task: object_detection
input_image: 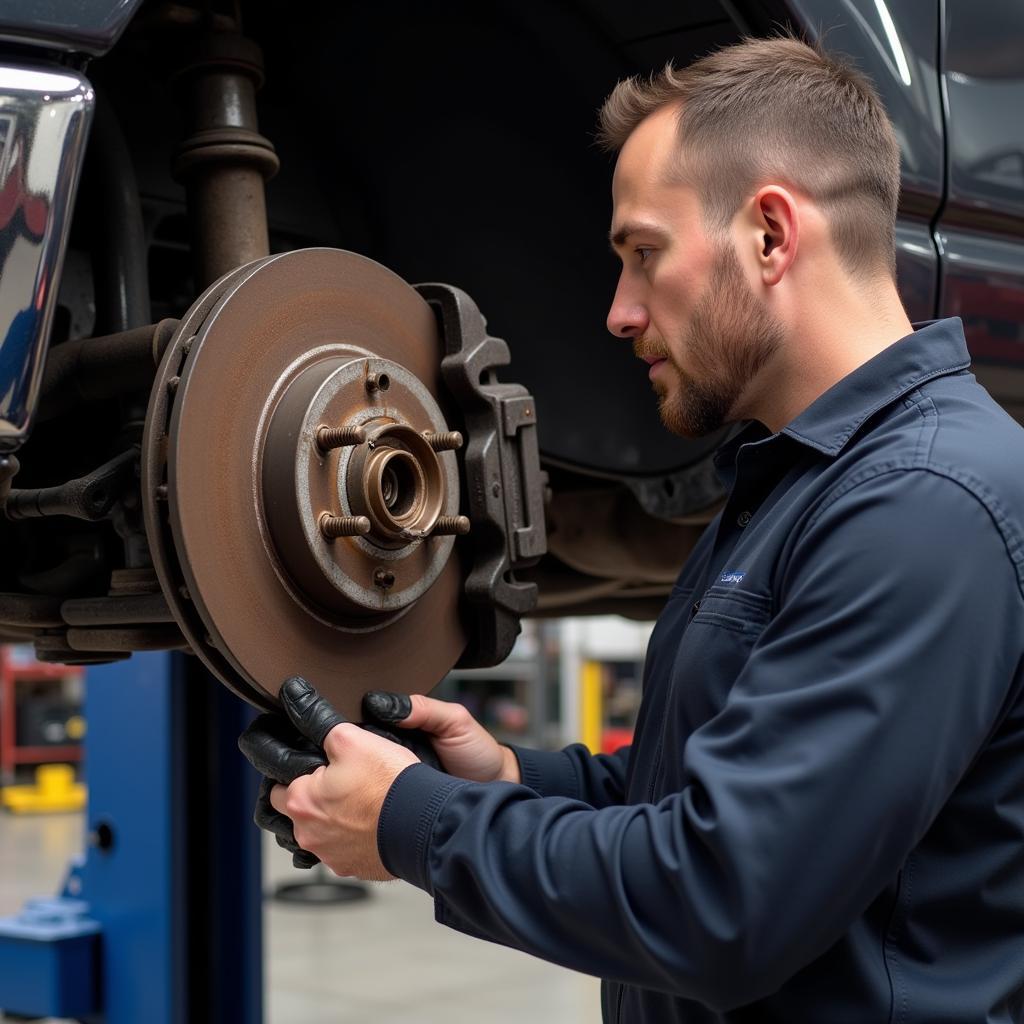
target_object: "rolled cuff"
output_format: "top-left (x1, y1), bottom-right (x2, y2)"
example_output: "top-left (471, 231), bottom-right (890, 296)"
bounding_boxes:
top-left (377, 762), bottom-right (467, 892)
top-left (507, 745), bottom-right (580, 801)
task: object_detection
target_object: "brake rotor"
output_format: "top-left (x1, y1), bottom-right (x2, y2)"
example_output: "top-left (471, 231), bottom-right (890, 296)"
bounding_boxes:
top-left (142, 248), bottom-right (469, 717)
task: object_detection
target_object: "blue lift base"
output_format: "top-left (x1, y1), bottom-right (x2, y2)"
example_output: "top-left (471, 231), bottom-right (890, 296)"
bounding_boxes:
top-left (0, 652), bottom-right (263, 1024)
top-left (0, 897), bottom-right (101, 1018)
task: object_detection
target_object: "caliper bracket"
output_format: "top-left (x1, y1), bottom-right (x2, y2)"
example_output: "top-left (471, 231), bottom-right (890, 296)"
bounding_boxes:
top-left (416, 283), bottom-right (547, 667)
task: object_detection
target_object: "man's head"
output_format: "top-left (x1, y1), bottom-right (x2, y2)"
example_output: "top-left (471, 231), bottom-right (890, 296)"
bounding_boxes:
top-left (602, 36), bottom-right (901, 437)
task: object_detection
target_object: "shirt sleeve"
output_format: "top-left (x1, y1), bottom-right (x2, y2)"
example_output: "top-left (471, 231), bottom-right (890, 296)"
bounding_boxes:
top-left (377, 468), bottom-right (1024, 1011)
top-left (508, 743), bottom-right (632, 807)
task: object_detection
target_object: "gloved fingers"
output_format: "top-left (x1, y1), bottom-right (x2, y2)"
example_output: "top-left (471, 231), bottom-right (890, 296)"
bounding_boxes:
top-left (279, 675), bottom-right (347, 749)
top-left (238, 712), bottom-right (327, 784)
top-left (292, 848), bottom-right (320, 870)
top-left (360, 722), bottom-right (406, 744)
top-left (255, 778), bottom-right (320, 867)
top-left (362, 692), bottom-right (444, 769)
top-left (254, 777), bottom-right (301, 843)
top-left (405, 730), bottom-right (443, 771)
top-left (360, 720), bottom-right (443, 772)
top-left (362, 691), bottom-right (413, 725)
top-left (274, 833), bottom-right (321, 869)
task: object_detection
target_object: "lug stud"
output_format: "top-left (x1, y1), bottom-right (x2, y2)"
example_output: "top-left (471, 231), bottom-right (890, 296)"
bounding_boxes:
top-left (432, 515), bottom-right (471, 536)
top-left (319, 513), bottom-right (371, 540)
top-left (423, 430), bottom-right (463, 452)
top-left (316, 424), bottom-right (366, 451)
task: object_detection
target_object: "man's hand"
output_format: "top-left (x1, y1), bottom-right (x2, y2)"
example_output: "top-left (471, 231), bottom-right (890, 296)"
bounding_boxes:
top-left (270, 720), bottom-right (417, 880)
top-left (362, 691), bottom-right (521, 784)
top-left (239, 676), bottom-right (418, 877)
top-left (239, 693), bottom-right (332, 869)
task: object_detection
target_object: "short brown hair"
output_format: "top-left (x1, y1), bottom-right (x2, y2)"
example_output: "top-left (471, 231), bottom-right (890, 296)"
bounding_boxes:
top-left (598, 36), bottom-right (900, 278)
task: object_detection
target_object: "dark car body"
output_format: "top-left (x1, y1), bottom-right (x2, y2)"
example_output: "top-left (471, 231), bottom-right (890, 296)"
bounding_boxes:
top-left (0, 0), bottom-right (1022, 615)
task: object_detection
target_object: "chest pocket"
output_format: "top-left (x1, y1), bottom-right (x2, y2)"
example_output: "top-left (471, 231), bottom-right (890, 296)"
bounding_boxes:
top-left (665, 583), bottom-right (774, 747)
top-left (691, 584), bottom-right (773, 637)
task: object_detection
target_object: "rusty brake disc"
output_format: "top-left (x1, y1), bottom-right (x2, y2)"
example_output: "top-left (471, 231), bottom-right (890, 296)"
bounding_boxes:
top-left (142, 248), bottom-right (469, 717)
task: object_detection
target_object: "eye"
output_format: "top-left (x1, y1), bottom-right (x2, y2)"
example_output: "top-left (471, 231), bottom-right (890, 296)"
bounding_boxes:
top-left (635, 247), bottom-right (653, 265)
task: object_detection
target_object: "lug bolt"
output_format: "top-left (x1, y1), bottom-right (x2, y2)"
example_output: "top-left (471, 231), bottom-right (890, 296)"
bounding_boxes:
top-left (432, 515), bottom-right (471, 536)
top-left (316, 424), bottom-right (366, 451)
top-left (365, 372), bottom-right (391, 394)
top-left (423, 430), bottom-right (463, 452)
top-left (319, 514), bottom-right (371, 540)
top-left (373, 567), bottom-right (396, 589)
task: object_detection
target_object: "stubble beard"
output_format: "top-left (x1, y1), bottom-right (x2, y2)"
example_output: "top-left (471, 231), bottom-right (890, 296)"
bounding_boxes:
top-left (648, 244), bottom-right (785, 439)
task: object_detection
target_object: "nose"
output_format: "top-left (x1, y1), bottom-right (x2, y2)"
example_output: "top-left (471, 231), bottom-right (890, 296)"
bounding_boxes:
top-left (606, 276), bottom-right (649, 338)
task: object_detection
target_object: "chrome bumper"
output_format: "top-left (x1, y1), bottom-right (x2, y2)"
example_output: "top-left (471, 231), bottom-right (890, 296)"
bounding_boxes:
top-left (0, 63), bottom-right (93, 452)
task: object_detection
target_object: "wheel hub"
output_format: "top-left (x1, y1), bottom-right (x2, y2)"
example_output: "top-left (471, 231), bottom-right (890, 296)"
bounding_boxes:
top-left (260, 352), bottom-right (460, 622)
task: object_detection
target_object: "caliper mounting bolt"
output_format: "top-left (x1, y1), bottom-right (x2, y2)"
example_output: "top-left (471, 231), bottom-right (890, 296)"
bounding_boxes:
top-left (316, 424), bottom-right (366, 451)
top-left (319, 514), bottom-right (371, 540)
top-left (432, 515), bottom-right (471, 536)
top-left (423, 430), bottom-right (463, 452)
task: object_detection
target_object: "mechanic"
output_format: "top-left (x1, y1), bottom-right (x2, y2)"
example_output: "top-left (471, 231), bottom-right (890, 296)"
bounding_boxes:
top-left (239, 35), bottom-right (1024, 1022)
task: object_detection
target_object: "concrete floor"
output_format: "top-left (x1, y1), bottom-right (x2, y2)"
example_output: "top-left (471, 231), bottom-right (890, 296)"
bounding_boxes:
top-left (0, 809), bottom-right (602, 1023)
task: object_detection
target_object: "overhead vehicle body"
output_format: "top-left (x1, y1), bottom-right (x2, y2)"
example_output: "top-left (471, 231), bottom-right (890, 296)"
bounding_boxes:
top-left (0, 0), bottom-right (1021, 713)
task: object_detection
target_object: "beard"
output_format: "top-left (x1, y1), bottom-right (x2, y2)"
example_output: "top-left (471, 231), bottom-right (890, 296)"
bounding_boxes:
top-left (635, 243), bottom-right (785, 438)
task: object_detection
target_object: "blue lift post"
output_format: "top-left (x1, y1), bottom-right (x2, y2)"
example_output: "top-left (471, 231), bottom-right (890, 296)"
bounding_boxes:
top-left (0, 651), bottom-right (264, 1023)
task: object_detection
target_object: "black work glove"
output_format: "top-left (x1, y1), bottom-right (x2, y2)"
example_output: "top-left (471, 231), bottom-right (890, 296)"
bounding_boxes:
top-left (239, 676), bottom-right (345, 869)
top-left (255, 776), bottom-right (320, 869)
top-left (238, 676), bottom-right (441, 869)
top-left (360, 692), bottom-right (443, 771)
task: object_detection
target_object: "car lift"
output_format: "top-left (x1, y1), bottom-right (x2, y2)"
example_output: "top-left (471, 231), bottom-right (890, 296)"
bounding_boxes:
top-left (0, 653), bottom-right (263, 1023)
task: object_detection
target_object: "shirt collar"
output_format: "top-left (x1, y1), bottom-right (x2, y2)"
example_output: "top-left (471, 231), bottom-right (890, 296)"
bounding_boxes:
top-left (779, 317), bottom-right (970, 457)
top-left (712, 315), bottom-right (966, 479)
top-left (711, 317), bottom-right (971, 479)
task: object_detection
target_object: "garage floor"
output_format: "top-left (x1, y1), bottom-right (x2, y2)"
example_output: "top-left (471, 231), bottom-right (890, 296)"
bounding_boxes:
top-left (0, 810), bottom-right (601, 1023)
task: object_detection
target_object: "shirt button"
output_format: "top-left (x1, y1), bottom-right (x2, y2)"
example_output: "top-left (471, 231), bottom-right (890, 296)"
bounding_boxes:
top-left (737, 510), bottom-right (752, 527)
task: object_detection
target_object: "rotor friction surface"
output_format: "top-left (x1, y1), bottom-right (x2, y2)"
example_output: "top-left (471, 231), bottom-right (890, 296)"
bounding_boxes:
top-left (164, 249), bottom-right (467, 717)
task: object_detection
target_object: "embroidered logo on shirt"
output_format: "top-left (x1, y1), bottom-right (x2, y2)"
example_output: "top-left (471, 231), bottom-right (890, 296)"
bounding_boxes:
top-left (719, 570), bottom-right (746, 584)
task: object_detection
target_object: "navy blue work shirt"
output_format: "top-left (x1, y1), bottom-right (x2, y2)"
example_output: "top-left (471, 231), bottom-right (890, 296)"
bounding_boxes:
top-left (378, 318), bottom-right (1024, 1023)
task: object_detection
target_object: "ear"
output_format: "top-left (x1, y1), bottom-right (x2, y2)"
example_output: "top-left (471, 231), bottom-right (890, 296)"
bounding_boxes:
top-left (749, 186), bottom-right (798, 287)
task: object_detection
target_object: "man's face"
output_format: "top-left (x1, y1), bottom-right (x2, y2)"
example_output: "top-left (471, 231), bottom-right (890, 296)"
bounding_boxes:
top-left (607, 106), bottom-right (784, 437)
